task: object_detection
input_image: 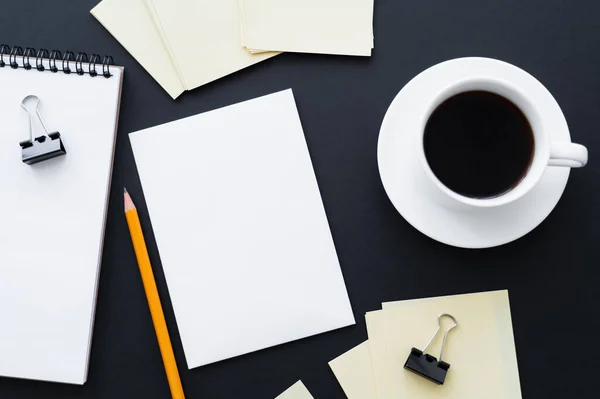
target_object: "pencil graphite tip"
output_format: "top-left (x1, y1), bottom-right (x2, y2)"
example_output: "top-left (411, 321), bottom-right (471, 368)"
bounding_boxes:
top-left (124, 189), bottom-right (135, 212)
top-left (124, 187), bottom-right (128, 194)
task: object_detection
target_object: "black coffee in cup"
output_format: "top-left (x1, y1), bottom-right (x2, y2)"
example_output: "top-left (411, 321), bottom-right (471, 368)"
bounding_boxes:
top-left (423, 91), bottom-right (535, 199)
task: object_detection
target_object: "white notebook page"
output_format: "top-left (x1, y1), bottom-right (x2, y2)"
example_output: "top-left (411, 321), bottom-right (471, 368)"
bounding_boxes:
top-left (0, 63), bottom-right (123, 384)
top-left (129, 89), bottom-right (355, 369)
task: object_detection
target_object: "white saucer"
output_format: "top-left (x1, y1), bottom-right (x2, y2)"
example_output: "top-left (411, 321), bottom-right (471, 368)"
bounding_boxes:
top-left (377, 58), bottom-right (571, 248)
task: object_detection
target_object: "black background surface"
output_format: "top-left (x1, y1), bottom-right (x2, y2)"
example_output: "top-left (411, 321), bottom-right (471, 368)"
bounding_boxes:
top-left (1, 0), bottom-right (599, 398)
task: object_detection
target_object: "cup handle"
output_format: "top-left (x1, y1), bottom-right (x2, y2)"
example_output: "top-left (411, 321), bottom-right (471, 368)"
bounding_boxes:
top-left (549, 142), bottom-right (588, 167)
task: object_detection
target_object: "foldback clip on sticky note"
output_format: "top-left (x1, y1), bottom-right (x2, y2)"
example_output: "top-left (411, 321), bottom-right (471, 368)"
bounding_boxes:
top-left (404, 313), bottom-right (458, 385)
top-left (19, 95), bottom-right (66, 165)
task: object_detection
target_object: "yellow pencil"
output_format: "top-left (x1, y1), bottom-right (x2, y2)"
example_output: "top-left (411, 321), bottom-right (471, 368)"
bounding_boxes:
top-left (124, 188), bottom-right (185, 399)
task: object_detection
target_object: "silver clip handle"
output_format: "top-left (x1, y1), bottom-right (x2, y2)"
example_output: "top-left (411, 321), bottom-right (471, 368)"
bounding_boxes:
top-left (421, 313), bottom-right (458, 362)
top-left (21, 95), bottom-right (49, 142)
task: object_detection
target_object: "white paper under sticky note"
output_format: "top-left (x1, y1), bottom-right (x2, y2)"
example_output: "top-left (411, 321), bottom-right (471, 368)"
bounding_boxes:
top-left (275, 381), bottom-right (314, 399)
top-left (329, 341), bottom-right (378, 399)
top-left (91, 0), bottom-right (184, 99)
top-left (241, 0), bottom-right (374, 56)
top-left (370, 291), bottom-right (522, 399)
top-left (129, 89), bottom-right (355, 369)
top-left (144, 0), bottom-right (279, 90)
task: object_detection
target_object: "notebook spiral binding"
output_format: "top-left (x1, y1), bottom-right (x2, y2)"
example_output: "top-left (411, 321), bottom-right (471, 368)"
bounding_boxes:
top-left (0, 44), bottom-right (113, 78)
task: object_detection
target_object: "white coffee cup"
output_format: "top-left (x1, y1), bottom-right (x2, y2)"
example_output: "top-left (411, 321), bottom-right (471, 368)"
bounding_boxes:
top-left (417, 76), bottom-right (588, 208)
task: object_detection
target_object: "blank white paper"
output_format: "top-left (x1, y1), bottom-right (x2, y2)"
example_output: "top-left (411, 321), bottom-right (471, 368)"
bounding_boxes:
top-left (129, 89), bottom-right (355, 369)
top-left (0, 63), bottom-right (123, 384)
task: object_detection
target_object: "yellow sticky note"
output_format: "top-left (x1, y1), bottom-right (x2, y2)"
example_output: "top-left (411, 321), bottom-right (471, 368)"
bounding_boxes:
top-left (329, 341), bottom-right (378, 399)
top-left (241, 0), bottom-right (374, 56)
top-left (366, 310), bottom-right (394, 399)
top-left (371, 290), bottom-right (522, 399)
top-left (144, 0), bottom-right (279, 91)
top-left (91, 0), bottom-right (185, 99)
top-left (275, 381), bottom-right (314, 399)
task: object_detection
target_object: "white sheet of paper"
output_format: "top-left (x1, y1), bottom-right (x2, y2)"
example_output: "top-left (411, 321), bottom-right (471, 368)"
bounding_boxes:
top-left (369, 290), bottom-right (522, 399)
top-left (0, 62), bottom-right (123, 384)
top-left (275, 381), bottom-right (314, 399)
top-left (241, 0), bottom-right (374, 56)
top-left (129, 89), bottom-right (355, 369)
top-left (329, 341), bottom-right (378, 399)
top-left (91, 0), bottom-right (184, 99)
top-left (144, 0), bottom-right (279, 90)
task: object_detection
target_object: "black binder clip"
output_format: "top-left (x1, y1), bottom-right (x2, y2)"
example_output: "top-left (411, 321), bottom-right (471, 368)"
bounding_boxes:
top-left (19, 95), bottom-right (66, 165)
top-left (404, 313), bottom-right (458, 385)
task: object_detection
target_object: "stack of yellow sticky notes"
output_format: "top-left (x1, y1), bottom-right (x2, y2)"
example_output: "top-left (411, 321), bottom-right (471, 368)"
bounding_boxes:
top-left (329, 291), bottom-right (523, 399)
top-left (239, 0), bottom-right (375, 56)
top-left (91, 0), bottom-right (279, 99)
top-left (91, 0), bottom-right (374, 99)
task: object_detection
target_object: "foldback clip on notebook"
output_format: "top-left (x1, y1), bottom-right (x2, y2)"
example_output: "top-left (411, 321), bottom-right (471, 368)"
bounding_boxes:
top-left (19, 95), bottom-right (66, 165)
top-left (404, 313), bottom-right (458, 385)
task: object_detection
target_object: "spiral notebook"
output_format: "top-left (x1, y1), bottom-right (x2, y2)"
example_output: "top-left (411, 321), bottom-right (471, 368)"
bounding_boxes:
top-left (0, 45), bottom-right (123, 385)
